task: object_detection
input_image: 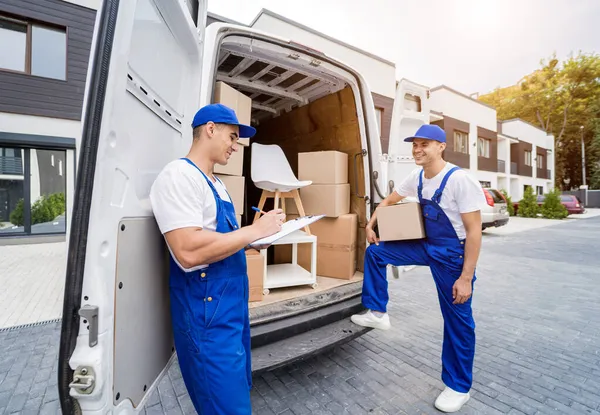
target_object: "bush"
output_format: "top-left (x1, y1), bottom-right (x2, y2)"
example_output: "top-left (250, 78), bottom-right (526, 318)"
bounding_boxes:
top-left (8, 192), bottom-right (65, 227)
top-left (500, 189), bottom-right (515, 216)
top-left (517, 186), bottom-right (540, 218)
top-left (9, 199), bottom-right (24, 226)
top-left (541, 188), bottom-right (569, 219)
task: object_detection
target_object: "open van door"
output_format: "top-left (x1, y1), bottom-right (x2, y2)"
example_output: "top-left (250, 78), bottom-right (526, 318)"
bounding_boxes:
top-left (58, 0), bottom-right (206, 413)
top-left (384, 78), bottom-right (431, 194)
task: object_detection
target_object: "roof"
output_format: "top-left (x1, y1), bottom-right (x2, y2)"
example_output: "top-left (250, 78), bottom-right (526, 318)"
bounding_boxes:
top-left (248, 9), bottom-right (395, 67)
top-left (430, 85), bottom-right (496, 110)
top-left (501, 118), bottom-right (551, 135)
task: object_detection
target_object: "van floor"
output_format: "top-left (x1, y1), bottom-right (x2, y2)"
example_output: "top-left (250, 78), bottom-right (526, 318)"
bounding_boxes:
top-left (248, 272), bottom-right (363, 308)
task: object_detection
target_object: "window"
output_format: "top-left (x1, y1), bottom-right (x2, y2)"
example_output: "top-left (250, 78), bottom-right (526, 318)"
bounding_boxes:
top-left (454, 131), bottom-right (469, 154)
top-left (0, 15), bottom-right (67, 80)
top-left (524, 150), bottom-right (532, 166)
top-left (477, 137), bottom-right (490, 158)
top-left (537, 154), bottom-right (544, 169)
top-left (479, 181), bottom-right (491, 188)
top-left (536, 186), bottom-right (544, 196)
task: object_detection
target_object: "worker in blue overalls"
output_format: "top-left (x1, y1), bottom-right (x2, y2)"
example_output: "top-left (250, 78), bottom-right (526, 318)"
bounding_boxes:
top-left (351, 124), bottom-right (485, 413)
top-left (150, 103), bottom-right (285, 414)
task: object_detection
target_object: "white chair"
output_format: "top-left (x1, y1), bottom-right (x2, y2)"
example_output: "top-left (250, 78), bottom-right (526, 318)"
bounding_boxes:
top-left (250, 143), bottom-right (313, 234)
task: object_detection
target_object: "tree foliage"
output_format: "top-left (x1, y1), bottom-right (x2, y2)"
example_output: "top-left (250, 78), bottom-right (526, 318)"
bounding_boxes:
top-left (517, 186), bottom-right (540, 218)
top-left (480, 52), bottom-right (600, 189)
top-left (500, 189), bottom-right (515, 216)
top-left (541, 188), bottom-right (569, 219)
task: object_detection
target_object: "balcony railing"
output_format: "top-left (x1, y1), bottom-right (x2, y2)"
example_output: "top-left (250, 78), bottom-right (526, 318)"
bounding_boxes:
top-left (0, 156), bottom-right (23, 176)
top-left (510, 162), bottom-right (518, 175)
top-left (497, 159), bottom-right (506, 173)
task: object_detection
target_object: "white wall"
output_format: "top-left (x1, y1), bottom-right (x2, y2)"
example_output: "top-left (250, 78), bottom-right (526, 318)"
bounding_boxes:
top-left (429, 87), bottom-right (497, 131)
top-left (251, 13), bottom-right (397, 98)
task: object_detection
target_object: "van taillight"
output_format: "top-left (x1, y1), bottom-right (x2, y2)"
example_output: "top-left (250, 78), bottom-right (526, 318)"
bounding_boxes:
top-left (484, 190), bottom-right (494, 207)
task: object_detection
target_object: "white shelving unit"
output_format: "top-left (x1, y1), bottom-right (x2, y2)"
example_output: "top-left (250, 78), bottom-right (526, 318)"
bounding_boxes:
top-left (260, 230), bottom-right (318, 295)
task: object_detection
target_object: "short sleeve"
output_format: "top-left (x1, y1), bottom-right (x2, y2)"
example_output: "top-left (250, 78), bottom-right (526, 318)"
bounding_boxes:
top-left (149, 165), bottom-right (206, 234)
top-left (453, 172), bottom-right (486, 214)
top-left (394, 168), bottom-right (420, 198)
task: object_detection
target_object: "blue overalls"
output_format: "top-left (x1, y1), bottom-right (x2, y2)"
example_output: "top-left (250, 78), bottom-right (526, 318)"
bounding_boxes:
top-left (168, 158), bottom-right (252, 414)
top-left (362, 166), bottom-right (476, 393)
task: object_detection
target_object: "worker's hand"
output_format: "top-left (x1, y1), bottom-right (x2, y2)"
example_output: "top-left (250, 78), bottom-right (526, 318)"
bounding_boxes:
top-left (366, 225), bottom-right (379, 246)
top-left (452, 276), bottom-right (472, 305)
top-left (252, 209), bottom-right (285, 238)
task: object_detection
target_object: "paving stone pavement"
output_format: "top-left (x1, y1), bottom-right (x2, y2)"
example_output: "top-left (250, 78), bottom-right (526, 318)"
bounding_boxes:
top-left (1, 217), bottom-right (600, 414)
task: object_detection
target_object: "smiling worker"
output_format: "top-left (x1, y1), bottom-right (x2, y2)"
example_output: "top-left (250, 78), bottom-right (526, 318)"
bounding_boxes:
top-left (149, 103), bottom-right (285, 414)
top-left (351, 124), bottom-right (485, 413)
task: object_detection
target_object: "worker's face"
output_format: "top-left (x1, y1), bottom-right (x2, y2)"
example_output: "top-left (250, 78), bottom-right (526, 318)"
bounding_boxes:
top-left (207, 123), bottom-right (240, 165)
top-left (412, 138), bottom-right (445, 166)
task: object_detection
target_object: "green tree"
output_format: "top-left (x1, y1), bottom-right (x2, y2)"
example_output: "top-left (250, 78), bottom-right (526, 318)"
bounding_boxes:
top-left (500, 189), bottom-right (515, 216)
top-left (480, 52), bottom-right (600, 189)
top-left (517, 186), bottom-right (540, 218)
top-left (541, 188), bottom-right (569, 219)
top-left (9, 199), bottom-right (24, 226)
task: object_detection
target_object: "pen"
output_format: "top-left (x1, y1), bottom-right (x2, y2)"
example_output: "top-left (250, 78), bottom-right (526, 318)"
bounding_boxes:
top-left (251, 206), bottom-right (268, 216)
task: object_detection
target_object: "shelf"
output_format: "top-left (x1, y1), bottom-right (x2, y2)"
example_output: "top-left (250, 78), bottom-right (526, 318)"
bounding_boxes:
top-left (264, 264), bottom-right (317, 290)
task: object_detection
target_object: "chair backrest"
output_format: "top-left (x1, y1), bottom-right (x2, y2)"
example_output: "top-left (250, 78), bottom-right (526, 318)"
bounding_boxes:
top-left (251, 143), bottom-right (299, 184)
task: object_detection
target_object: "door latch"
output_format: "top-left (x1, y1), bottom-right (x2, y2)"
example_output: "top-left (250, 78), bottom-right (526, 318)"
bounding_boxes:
top-left (69, 366), bottom-right (96, 394)
top-left (79, 305), bottom-right (98, 347)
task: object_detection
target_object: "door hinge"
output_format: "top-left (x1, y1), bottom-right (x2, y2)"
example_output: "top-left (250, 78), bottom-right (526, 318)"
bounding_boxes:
top-left (79, 305), bottom-right (99, 347)
top-left (69, 366), bottom-right (96, 395)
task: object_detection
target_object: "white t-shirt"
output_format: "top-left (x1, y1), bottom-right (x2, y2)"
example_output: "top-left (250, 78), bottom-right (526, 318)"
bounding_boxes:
top-left (394, 162), bottom-right (486, 239)
top-left (149, 159), bottom-right (232, 270)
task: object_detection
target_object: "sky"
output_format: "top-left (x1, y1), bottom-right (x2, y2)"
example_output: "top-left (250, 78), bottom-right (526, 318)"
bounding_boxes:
top-left (206, 0), bottom-right (600, 96)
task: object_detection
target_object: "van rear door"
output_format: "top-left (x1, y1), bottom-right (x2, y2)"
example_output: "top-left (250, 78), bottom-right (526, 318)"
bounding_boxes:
top-left (57, 0), bottom-right (205, 413)
top-left (385, 79), bottom-right (431, 192)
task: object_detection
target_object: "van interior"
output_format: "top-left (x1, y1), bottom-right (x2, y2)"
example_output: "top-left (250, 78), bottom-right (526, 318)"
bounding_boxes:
top-left (210, 35), bottom-right (370, 310)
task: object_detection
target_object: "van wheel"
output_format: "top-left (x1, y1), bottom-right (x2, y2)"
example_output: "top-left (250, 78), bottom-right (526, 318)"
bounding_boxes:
top-left (311, 283), bottom-right (318, 289)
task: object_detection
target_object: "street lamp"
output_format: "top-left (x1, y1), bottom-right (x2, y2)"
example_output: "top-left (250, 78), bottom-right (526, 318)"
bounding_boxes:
top-left (580, 126), bottom-right (586, 187)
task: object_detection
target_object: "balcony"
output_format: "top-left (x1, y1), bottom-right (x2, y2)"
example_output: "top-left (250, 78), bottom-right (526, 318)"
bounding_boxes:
top-left (510, 162), bottom-right (517, 175)
top-left (0, 156), bottom-right (23, 176)
top-left (497, 159), bottom-right (506, 173)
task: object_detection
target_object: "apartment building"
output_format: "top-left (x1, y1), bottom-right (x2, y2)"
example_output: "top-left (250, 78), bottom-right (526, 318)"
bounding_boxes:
top-left (207, 9), bottom-right (398, 152)
top-left (0, 0), bottom-right (97, 241)
top-left (428, 85), bottom-right (555, 200)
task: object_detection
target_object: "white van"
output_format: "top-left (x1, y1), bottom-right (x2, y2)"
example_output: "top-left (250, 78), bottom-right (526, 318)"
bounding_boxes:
top-left (57, 0), bottom-right (429, 412)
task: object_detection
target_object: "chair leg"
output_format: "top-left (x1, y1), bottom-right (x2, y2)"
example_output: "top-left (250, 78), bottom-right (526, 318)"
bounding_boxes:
top-left (292, 189), bottom-right (311, 235)
top-left (254, 190), bottom-right (268, 223)
top-left (274, 191), bottom-right (280, 212)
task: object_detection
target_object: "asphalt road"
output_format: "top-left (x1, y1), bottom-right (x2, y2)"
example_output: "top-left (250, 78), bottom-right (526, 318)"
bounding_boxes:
top-left (1, 216), bottom-right (599, 414)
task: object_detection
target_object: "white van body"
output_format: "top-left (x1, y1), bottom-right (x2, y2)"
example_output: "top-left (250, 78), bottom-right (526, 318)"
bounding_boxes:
top-left (57, 1), bottom-right (430, 413)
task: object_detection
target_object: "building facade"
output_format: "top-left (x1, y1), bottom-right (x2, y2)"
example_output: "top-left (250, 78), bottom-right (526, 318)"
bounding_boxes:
top-left (207, 9), bottom-right (398, 152)
top-left (428, 85), bottom-right (555, 200)
top-left (0, 0), bottom-right (96, 241)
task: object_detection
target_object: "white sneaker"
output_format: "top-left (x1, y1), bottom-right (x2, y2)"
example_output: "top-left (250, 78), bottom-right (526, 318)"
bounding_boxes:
top-left (350, 310), bottom-right (391, 330)
top-left (434, 387), bottom-right (470, 413)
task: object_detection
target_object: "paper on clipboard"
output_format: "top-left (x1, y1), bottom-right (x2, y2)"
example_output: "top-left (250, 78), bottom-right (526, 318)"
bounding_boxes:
top-left (249, 215), bottom-right (325, 247)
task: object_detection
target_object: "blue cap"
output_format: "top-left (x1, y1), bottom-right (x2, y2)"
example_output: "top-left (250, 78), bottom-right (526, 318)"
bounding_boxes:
top-left (191, 103), bottom-right (256, 138)
top-left (403, 124), bottom-right (446, 143)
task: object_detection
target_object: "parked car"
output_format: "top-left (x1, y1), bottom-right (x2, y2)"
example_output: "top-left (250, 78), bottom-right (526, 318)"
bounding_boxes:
top-left (513, 194), bottom-right (585, 215)
top-left (481, 188), bottom-right (510, 230)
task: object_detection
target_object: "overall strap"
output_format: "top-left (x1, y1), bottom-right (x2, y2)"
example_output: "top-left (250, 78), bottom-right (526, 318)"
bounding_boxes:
top-left (180, 158), bottom-right (234, 205)
top-left (432, 166), bottom-right (460, 203)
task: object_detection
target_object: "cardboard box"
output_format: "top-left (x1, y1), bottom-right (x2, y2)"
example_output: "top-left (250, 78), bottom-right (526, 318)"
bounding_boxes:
top-left (214, 81), bottom-right (252, 129)
top-left (275, 213), bottom-right (358, 280)
top-left (300, 184), bottom-right (350, 217)
top-left (215, 174), bottom-right (245, 214)
top-left (246, 249), bottom-right (264, 302)
top-left (298, 151), bottom-right (348, 184)
top-left (376, 202), bottom-right (426, 241)
top-left (214, 146), bottom-right (244, 176)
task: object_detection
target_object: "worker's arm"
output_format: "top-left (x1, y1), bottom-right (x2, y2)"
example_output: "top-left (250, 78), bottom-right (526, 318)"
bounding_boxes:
top-left (165, 211), bottom-right (284, 269)
top-left (452, 210), bottom-right (482, 304)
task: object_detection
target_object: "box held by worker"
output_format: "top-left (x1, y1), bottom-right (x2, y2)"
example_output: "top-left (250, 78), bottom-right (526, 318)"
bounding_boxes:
top-left (376, 202), bottom-right (426, 241)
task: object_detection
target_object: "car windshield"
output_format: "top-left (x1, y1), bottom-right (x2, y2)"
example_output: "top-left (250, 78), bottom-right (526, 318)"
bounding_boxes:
top-left (486, 189), bottom-right (505, 203)
top-left (560, 195), bottom-right (574, 202)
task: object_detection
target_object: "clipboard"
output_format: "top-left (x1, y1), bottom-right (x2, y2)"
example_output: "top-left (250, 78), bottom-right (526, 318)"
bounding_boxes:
top-left (249, 214), bottom-right (325, 248)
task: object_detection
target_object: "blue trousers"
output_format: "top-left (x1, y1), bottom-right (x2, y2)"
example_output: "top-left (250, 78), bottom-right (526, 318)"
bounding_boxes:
top-left (362, 240), bottom-right (476, 393)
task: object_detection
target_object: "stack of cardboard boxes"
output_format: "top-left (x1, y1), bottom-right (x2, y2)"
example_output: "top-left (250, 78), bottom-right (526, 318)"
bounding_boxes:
top-left (212, 81), bottom-right (265, 302)
top-left (276, 151), bottom-right (358, 280)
